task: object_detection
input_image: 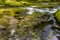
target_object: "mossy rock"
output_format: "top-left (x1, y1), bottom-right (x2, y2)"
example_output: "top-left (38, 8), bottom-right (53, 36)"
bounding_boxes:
top-left (0, 0), bottom-right (60, 7)
top-left (55, 10), bottom-right (60, 23)
top-left (1, 0), bottom-right (35, 7)
top-left (18, 12), bottom-right (45, 28)
top-left (0, 8), bottom-right (28, 18)
top-left (0, 7), bottom-right (28, 29)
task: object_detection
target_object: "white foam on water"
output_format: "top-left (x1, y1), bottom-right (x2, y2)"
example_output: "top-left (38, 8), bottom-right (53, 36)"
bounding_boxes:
top-left (27, 10), bottom-right (34, 14)
top-left (48, 9), bottom-right (57, 13)
top-left (11, 29), bottom-right (15, 35)
top-left (34, 8), bottom-right (57, 13)
top-left (26, 7), bottom-right (34, 14)
top-left (34, 8), bottom-right (49, 13)
top-left (52, 35), bottom-right (58, 40)
top-left (24, 7), bottom-right (58, 15)
top-left (56, 34), bottom-right (60, 36)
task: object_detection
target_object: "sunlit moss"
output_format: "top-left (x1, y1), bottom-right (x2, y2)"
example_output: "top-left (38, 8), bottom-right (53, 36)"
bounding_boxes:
top-left (4, 1), bottom-right (34, 6)
top-left (55, 10), bottom-right (60, 22)
top-left (0, 0), bottom-right (60, 7)
top-left (0, 16), bottom-right (10, 28)
top-left (0, 8), bottom-right (28, 18)
top-left (0, 8), bottom-right (28, 30)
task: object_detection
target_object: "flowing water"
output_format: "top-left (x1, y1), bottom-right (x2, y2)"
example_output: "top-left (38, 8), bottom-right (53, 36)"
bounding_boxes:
top-left (24, 6), bottom-right (60, 40)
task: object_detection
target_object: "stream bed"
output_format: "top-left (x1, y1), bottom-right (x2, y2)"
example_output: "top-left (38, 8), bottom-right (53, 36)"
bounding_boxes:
top-left (0, 4), bottom-right (60, 40)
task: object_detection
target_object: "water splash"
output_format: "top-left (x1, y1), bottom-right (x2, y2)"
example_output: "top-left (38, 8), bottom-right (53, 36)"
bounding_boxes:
top-left (10, 29), bottom-right (15, 35)
top-left (52, 35), bottom-right (58, 40)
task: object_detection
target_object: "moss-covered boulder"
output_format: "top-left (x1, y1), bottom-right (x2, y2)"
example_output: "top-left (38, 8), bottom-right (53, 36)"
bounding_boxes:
top-left (55, 10), bottom-right (60, 23)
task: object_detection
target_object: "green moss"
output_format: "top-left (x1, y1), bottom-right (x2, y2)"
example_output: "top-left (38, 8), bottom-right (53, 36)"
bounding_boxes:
top-left (0, 8), bottom-right (28, 18)
top-left (0, 8), bottom-right (28, 29)
top-left (0, 0), bottom-right (60, 7)
top-left (4, 1), bottom-right (34, 7)
top-left (55, 10), bottom-right (60, 22)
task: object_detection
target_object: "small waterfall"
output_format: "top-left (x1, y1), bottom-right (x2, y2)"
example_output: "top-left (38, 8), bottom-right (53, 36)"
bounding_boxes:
top-left (24, 7), bottom-right (59, 40)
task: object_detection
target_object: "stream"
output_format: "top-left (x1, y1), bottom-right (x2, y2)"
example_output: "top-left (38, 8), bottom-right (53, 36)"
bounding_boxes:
top-left (0, 5), bottom-right (60, 40)
top-left (23, 6), bottom-right (60, 40)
